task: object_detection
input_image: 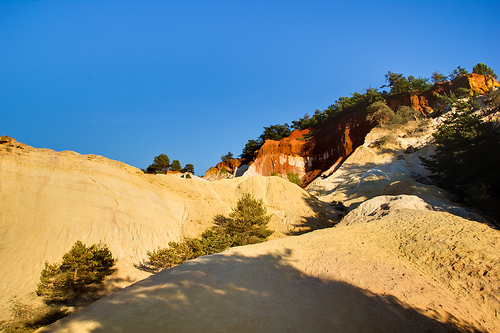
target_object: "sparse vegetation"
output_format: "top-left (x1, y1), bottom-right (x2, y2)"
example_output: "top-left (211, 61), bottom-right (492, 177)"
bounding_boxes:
top-left (287, 172), bottom-right (302, 186)
top-left (371, 134), bottom-right (396, 148)
top-left (37, 241), bottom-right (115, 303)
top-left (221, 152), bottom-right (234, 161)
top-left (143, 194), bottom-right (273, 272)
top-left (0, 301), bottom-right (71, 333)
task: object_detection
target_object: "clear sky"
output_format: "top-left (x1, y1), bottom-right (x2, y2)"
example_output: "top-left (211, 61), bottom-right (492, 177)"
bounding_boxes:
top-left (1, 0), bottom-right (499, 175)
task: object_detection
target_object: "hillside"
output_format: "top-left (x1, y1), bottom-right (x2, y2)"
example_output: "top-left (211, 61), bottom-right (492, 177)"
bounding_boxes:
top-left (0, 136), bottom-right (335, 320)
top-left (37, 201), bottom-right (500, 332)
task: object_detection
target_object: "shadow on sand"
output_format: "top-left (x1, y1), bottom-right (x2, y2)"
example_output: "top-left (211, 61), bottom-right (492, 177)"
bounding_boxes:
top-left (41, 249), bottom-right (483, 333)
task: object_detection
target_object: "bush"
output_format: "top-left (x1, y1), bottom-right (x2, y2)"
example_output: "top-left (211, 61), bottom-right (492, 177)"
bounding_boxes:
top-left (270, 171), bottom-right (278, 176)
top-left (472, 62), bottom-right (497, 79)
top-left (396, 105), bottom-right (421, 124)
top-left (144, 194), bottom-right (273, 271)
top-left (421, 92), bottom-right (500, 221)
top-left (0, 301), bottom-right (70, 333)
top-left (37, 241), bottom-right (115, 302)
top-left (366, 101), bottom-right (395, 125)
top-left (286, 172), bottom-right (302, 186)
top-left (371, 135), bottom-right (396, 148)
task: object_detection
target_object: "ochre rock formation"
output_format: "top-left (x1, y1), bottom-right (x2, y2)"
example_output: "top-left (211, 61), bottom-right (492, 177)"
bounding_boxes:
top-left (386, 73), bottom-right (500, 116)
top-left (247, 105), bottom-right (373, 187)
top-left (203, 158), bottom-right (249, 179)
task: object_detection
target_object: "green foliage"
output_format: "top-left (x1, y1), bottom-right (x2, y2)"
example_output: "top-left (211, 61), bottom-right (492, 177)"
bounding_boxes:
top-left (240, 124), bottom-right (291, 159)
top-left (286, 172), bottom-right (302, 186)
top-left (182, 163), bottom-right (195, 174)
top-left (383, 71), bottom-right (432, 94)
top-left (421, 91), bottom-right (500, 220)
top-left (270, 171), bottom-right (278, 176)
top-left (366, 101), bottom-right (395, 125)
top-left (259, 124), bottom-right (292, 141)
top-left (448, 66), bottom-right (468, 80)
top-left (0, 301), bottom-right (71, 333)
top-left (146, 154), bottom-right (170, 173)
top-left (472, 62), bottom-right (497, 79)
top-left (371, 134), bottom-right (396, 148)
top-left (185, 173), bottom-right (192, 179)
top-left (144, 194), bottom-right (273, 271)
top-left (291, 88), bottom-right (384, 131)
top-left (366, 101), bottom-right (421, 126)
top-left (37, 241), bottom-right (115, 302)
top-left (170, 159), bottom-right (182, 172)
top-left (431, 71), bottom-right (447, 83)
top-left (221, 152), bottom-right (234, 161)
top-left (395, 105), bottom-right (422, 124)
top-left (241, 139), bottom-right (263, 159)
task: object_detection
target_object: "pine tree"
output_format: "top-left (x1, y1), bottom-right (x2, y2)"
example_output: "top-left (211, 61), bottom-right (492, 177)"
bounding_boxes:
top-left (37, 241), bottom-right (115, 302)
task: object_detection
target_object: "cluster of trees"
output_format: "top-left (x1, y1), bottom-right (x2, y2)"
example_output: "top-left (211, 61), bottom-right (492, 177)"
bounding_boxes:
top-left (143, 194), bottom-right (273, 271)
top-left (144, 153), bottom-right (194, 174)
top-left (421, 88), bottom-right (500, 221)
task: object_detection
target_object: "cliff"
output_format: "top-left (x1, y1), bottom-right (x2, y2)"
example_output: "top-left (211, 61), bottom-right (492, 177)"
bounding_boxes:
top-left (240, 74), bottom-right (499, 187)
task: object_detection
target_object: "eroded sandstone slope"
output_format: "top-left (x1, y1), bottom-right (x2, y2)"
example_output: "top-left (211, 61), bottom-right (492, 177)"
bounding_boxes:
top-left (0, 136), bottom-right (335, 319)
top-left (38, 197), bottom-right (500, 332)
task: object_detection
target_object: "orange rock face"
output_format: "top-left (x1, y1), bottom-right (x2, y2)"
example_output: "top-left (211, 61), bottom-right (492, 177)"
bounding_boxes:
top-left (386, 73), bottom-right (500, 116)
top-left (251, 105), bottom-right (372, 187)
top-left (203, 158), bottom-right (249, 179)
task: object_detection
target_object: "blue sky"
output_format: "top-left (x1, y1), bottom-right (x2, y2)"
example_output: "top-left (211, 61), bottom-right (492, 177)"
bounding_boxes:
top-left (1, 0), bottom-right (499, 175)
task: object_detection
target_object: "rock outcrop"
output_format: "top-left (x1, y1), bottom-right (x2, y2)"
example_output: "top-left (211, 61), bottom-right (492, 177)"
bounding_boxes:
top-left (203, 158), bottom-right (250, 180)
top-left (245, 105), bottom-right (373, 187)
top-left (0, 137), bottom-right (335, 320)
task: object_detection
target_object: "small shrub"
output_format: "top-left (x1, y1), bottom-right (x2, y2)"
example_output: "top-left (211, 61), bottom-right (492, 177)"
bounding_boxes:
top-left (371, 135), bottom-right (396, 148)
top-left (0, 300), bottom-right (71, 333)
top-left (270, 172), bottom-right (278, 176)
top-left (396, 105), bottom-right (421, 124)
top-left (286, 172), bottom-right (302, 186)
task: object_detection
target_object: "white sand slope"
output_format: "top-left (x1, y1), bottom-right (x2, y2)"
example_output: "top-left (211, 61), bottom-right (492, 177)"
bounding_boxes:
top-left (0, 137), bottom-right (334, 319)
top-left (38, 201), bottom-right (500, 332)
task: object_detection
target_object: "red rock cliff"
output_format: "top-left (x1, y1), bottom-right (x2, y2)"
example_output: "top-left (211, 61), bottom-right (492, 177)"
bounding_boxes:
top-left (249, 105), bottom-right (372, 187)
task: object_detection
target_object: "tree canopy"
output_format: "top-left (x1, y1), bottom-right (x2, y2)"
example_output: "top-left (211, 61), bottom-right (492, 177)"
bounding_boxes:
top-left (221, 152), bottom-right (234, 161)
top-left (37, 241), bottom-right (115, 302)
top-left (472, 62), bottom-right (497, 79)
top-left (146, 154), bottom-right (170, 173)
top-left (170, 159), bottom-right (182, 172)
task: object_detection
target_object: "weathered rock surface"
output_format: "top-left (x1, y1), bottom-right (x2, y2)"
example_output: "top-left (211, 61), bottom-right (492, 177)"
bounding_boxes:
top-left (203, 158), bottom-right (249, 180)
top-left (0, 137), bottom-right (335, 319)
top-left (245, 105), bottom-right (373, 187)
top-left (38, 203), bottom-right (500, 332)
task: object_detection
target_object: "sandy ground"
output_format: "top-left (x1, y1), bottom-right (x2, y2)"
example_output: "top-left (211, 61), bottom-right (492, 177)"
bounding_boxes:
top-left (38, 204), bottom-right (500, 332)
top-left (0, 137), bottom-right (335, 320)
